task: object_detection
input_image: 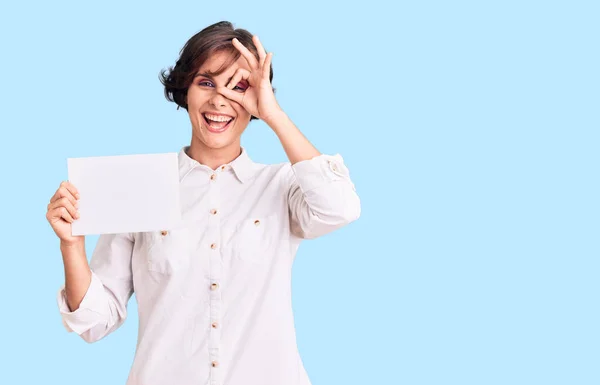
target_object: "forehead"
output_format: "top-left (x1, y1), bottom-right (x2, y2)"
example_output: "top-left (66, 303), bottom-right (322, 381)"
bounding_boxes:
top-left (197, 50), bottom-right (251, 77)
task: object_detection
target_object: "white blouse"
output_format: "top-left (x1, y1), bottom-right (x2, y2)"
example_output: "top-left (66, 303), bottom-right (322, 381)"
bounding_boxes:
top-left (57, 146), bottom-right (361, 385)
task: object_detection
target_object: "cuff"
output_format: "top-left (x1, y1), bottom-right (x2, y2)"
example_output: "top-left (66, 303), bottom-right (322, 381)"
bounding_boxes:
top-left (291, 153), bottom-right (354, 193)
top-left (57, 271), bottom-right (105, 335)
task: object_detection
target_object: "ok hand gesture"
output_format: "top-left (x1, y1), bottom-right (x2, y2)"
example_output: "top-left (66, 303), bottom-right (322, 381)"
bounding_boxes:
top-left (217, 36), bottom-right (283, 124)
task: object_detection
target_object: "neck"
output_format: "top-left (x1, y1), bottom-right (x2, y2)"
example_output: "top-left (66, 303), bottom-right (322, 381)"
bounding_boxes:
top-left (187, 139), bottom-right (242, 170)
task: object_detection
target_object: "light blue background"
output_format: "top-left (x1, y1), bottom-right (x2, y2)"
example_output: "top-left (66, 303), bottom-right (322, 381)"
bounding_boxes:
top-left (1, 1), bottom-right (598, 384)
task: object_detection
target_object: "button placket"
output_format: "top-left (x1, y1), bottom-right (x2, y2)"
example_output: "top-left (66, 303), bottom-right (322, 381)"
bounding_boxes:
top-left (207, 166), bottom-right (223, 385)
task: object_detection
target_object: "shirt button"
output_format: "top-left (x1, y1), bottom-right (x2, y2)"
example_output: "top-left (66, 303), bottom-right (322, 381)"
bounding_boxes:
top-left (210, 209), bottom-right (218, 215)
top-left (328, 160), bottom-right (339, 172)
top-left (211, 322), bottom-right (219, 328)
top-left (210, 173), bottom-right (217, 181)
top-left (210, 243), bottom-right (217, 249)
top-left (211, 361), bottom-right (219, 368)
top-left (160, 230), bottom-right (168, 236)
top-left (210, 283), bottom-right (219, 291)
top-left (254, 219), bottom-right (260, 226)
top-left (221, 165), bottom-right (226, 171)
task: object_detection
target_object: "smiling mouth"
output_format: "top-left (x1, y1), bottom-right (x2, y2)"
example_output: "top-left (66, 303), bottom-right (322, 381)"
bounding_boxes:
top-left (203, 113), bottom-right (234, 133)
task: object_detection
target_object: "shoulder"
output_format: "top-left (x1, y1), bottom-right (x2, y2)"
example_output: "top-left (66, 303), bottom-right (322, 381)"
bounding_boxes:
top-left (249, 158), bottom-right (294, 179)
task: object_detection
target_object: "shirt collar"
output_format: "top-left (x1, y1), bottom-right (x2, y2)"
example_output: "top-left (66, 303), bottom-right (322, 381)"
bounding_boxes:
top-left (178, 146), bottom-right (257, 183)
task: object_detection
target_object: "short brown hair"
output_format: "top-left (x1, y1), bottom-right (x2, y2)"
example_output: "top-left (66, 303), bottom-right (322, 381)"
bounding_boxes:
top-left (159, 21), bottom-right (274, 121)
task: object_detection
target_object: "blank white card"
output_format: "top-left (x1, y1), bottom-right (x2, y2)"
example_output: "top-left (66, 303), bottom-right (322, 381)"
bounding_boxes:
top-left (67, 152), bottom-right (181, 236)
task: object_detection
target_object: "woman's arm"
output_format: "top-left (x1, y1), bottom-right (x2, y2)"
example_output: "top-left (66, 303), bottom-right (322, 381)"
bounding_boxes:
top-left (57, 233), bottom-right (135, 343)
top-left (264, 111), bottom-right (321, 165)
top-left (60, 239), bottom-right (92, 312)
top-left (48, 181), bottom-right (135, 343)
top-left (217, 35), bottom-right (361, 238)
top-left (265, 112), bottom-right (361, 239)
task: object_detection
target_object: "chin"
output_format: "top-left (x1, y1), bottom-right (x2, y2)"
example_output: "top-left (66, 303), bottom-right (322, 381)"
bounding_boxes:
top-left (194, 132), bottom-right (234, 150)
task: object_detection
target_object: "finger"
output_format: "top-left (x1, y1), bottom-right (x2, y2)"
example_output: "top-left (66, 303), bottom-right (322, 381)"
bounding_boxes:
top-left (226, 68), bottom-right (251, 89)
top-left (217, 86), bottom-right (244, 105)
top-left (50, 187), bottom-right (77, 208)
top-left (48, 206), bottom-right (75, 224)
top-left (53, 196), bottom-right (79, 220)
top-left (61, 180), bottom-right (80, 199)
top-left (51, 181), bottom-right (79, 203)
top-left (252, 35), bottom-right (267, 66)
top-left (232, 38), bottom-right (259, 69)
top-left (263, 52), bottom-right (273, 80)
top-left (48, 196), bottom-right (79, 220)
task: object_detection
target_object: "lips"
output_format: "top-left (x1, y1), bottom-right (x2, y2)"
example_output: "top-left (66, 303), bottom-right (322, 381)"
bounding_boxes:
top-left (202, 113), bottom-right (234, 133)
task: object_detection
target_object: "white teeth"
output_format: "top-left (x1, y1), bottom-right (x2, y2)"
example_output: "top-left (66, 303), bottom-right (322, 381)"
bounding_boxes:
top-left (205, 113), bottom-right (233, 122)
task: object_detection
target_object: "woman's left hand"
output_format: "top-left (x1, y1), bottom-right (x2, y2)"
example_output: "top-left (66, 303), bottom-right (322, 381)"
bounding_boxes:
top-left (217, 36), bottom-right (283, 124)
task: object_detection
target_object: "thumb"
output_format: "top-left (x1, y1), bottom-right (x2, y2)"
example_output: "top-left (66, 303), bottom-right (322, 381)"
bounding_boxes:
top-left (217, 86), bottom-right (244, 105)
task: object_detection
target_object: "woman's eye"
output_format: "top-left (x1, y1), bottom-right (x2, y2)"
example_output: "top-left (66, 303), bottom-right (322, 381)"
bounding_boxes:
top-left (198, 80), bottom-right (214, 87)
top-left (233, 82), bottom-right (248, 91)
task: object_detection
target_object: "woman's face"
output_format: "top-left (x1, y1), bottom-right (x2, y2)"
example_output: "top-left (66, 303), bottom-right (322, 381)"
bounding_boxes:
top-left (186, 50), bottom-right (252, 152)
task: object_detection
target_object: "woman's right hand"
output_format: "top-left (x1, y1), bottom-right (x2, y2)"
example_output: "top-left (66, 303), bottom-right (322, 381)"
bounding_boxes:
top-left (46, 181), bottom-right (83, 245)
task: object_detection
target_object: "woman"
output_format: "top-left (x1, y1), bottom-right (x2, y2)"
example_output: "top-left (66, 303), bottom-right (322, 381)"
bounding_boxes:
top-left (46, 21), bottom-right (360, 385)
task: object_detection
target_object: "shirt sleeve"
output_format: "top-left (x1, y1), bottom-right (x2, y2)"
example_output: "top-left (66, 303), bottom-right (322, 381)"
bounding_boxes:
top-left (287, 153), bottom-right (361, 239)
top-left (56, 232), bottom-right (135, 343)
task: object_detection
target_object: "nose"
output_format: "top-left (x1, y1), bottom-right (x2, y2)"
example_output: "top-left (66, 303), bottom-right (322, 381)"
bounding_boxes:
top-left (209, 88), bottom-right (227, 107)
